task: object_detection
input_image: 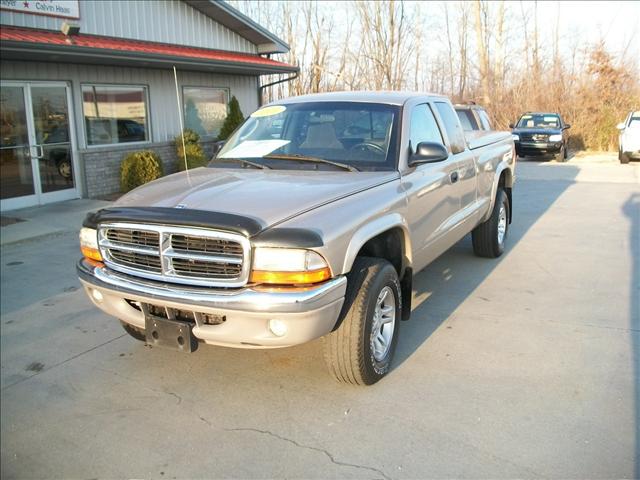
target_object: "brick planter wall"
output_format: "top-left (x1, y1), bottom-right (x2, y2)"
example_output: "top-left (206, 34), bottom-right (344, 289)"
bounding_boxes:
top-left (81, 140), bottom-right (218, 199)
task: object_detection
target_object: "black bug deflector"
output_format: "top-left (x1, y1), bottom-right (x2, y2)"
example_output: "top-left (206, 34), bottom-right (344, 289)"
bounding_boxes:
top-left (83, 207), bottom-right (264, 237)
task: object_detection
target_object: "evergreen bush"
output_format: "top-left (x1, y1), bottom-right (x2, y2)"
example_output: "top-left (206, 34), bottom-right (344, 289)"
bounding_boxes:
top-left (120, 150), bottom-right (163, 192)
top-left (218, 96), bottom-right (244, 140)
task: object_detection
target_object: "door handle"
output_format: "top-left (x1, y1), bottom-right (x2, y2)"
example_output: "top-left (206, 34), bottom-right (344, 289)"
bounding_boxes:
top-left (29, 145), bottom-right (44, 159)
top-left (450, 171), bottom-right (459, 183)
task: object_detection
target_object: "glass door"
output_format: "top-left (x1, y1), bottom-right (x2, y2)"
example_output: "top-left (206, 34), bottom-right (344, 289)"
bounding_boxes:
top-left (0, 82), bottom-right (79, 210)
top-left (0, 85), bottom-right (35, 203)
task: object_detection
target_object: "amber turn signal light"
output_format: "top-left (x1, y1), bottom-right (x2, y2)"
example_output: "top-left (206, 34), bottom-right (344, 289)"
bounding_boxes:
top-left (81, 246), bottom-right (103, 262)
top-left (249, 267), bottom-right (331, 285)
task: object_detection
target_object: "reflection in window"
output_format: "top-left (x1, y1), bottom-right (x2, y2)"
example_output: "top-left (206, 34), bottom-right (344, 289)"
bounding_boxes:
top-left (82, 85), bottom-right (149, 146)
top-left (183, 87), bottom-right (228, 137)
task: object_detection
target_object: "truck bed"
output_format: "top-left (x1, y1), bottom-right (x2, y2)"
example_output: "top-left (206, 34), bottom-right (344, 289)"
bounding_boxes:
top-left (466, 130), bottom-right (512, 150)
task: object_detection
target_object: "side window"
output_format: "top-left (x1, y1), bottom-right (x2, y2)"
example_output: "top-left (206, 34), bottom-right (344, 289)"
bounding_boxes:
top-left (477, 110), bottom-right (492, 130)
top-left (410, 104), bottom-right (444, 151)
top-left (456, 110), bottom-right (478, 131)
top-left (435, 102), bottom-right (466, 154)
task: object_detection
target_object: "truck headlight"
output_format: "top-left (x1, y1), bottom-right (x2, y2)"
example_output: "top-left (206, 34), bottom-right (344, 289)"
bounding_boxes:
top-left (250, 247), bottom-right (331, 285)
top-left (512, 134), bottom-right (519, 141)
top-left (548, 134), bottom-right (562, 142)
top-left (80, 227), bottom-right (103, 262)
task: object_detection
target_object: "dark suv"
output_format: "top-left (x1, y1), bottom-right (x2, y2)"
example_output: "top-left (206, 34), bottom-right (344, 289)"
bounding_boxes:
top-left (510, 112), bottom-right (570, 161)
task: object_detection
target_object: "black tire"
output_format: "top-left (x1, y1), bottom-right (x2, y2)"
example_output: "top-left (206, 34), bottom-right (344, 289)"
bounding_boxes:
top-left (472, 189), bottom-right (510, 258)
top-left (555, 145), bottom-right (565, 162)
top-left (620, 150), bottom-right (630, 164)
top-left (120, 320), bottom-right (146, 342)
top-left (57, 159), bottom-right (72, 179)
top-left (564, 144), bottom-right (568, 160)
top-left (322, 257), bottom-right (401, 385)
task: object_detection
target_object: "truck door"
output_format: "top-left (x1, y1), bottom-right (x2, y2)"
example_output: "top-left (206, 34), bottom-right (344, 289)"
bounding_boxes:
top-left (434, 101), bottom-right (478, 225)
top-left (402, 103), bottom-right (461, 270)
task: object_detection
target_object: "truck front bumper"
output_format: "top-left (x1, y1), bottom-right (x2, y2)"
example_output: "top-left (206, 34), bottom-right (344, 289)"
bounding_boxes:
top-left (515, 142), bottom-right (563, 157)
top-left (77, 259), bottom-right (346, 349)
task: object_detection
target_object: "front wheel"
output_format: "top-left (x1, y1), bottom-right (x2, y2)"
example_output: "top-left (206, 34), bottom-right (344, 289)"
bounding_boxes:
top-left (323, 257), bottom-right (401, 385)
top-left (555, 145), bottom-right (565, 162)
top-left (472, 189), bottom-right (510, 258)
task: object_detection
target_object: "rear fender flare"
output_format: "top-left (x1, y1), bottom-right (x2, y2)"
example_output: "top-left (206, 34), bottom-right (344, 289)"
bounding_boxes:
top-left (483, 161), bottom-right (514, 223)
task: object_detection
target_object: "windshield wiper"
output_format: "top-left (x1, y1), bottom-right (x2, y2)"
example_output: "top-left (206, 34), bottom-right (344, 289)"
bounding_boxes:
top-left (211, 158), bottom-right (271, 170)
top-left (264, 153), bottom-right (359, 172)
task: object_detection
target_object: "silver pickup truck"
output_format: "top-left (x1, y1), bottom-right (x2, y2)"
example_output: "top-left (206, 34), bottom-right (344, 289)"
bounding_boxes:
top-left (78, 92), bottom-right (515, 385)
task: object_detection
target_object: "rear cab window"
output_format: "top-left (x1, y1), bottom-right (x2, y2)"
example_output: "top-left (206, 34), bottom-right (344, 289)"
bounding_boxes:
top-left (435, 102), bottom-right (467, 154)
top-left (456, 109), bottom-right (479, 131)
top-left (477, 109), bottom-right (492, 130)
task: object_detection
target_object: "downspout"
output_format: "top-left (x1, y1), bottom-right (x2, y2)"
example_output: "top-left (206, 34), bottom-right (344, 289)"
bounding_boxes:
top-left (257, 72), bottom-right (299, 107)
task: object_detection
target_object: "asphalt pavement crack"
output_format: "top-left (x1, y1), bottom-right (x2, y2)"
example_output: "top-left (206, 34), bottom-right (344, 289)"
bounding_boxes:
top-left (1, 334), bottom-right (127, 391)
top-left (225, 427), bottom-right (392, 480)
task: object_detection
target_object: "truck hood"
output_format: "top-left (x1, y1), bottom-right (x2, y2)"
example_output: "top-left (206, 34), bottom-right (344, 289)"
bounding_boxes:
top-left (116, 167), bottom-right (398, 229)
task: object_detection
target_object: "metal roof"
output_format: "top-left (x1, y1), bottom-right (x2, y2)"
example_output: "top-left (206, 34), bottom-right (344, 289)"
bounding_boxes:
top-left (0, 26), bottom-right (297, 75)
top-left (184, 0), bottom-right (289, 54)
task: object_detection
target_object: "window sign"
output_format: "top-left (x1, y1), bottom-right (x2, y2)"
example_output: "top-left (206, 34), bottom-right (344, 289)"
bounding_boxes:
top-left (183, 87), bottom-right (228, 137)
top-left (0, 0), bottom-right (80, 20)
top-left (82, 85), bottom-right (149, 146)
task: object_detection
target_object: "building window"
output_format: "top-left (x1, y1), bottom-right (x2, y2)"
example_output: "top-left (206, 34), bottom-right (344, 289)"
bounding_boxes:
top-left (183, 87), bottom-right (228, 137)
top-left (82, 85), bottom-right (149, 146)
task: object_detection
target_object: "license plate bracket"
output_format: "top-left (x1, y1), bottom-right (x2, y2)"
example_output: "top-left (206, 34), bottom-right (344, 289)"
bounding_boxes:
top-left (144, 314), bottom-right (197, 352)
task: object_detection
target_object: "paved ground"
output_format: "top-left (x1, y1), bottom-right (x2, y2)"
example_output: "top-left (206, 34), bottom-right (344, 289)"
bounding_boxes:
top-left (1, 157), bottom-right (639, 479)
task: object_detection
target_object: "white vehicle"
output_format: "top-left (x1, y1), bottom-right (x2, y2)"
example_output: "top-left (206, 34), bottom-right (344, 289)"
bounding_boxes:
top-left (617, 111), bottom-right (640, 164)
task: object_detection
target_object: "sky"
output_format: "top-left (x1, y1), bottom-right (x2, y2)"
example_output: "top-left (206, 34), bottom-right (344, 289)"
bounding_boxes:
top-left (534, 1), bottom-right (640, 58)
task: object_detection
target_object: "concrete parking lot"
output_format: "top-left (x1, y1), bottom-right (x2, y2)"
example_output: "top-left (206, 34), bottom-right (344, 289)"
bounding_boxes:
top-left (1, 157), bottom-right (639, 479)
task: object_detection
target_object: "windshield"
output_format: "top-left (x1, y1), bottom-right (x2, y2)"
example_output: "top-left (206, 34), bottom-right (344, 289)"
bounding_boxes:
top-left (516, 113), bottom-right (561, 129)
top-left (214, 102), bottom-right (399, 171)
top-left (628, 112), bottom-right (640, 128)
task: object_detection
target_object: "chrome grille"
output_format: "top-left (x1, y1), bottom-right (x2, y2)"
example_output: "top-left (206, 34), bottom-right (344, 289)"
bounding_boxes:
top-left (110, 250), bottom-right (162, 273)
top-left (98, 223), bottom-right (251, 287)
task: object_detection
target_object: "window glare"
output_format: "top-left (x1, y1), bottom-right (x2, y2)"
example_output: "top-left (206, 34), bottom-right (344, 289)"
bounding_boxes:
top-left (82, 85), bottom-right (148, 146)
top-left (183, 87), bottom-right (228, 137)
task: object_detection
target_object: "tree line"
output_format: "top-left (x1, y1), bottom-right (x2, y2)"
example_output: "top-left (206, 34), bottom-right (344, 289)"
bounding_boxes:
top-left (232, 0), bottom-right (640, 151)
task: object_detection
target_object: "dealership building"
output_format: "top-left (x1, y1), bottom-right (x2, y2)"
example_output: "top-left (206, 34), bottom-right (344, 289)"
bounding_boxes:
top-left (0, 0), bottom-right (296, 210)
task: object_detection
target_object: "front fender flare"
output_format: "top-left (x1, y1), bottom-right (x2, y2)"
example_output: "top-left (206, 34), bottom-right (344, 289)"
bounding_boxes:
top-left (341, 213), bottom-right (412, 275)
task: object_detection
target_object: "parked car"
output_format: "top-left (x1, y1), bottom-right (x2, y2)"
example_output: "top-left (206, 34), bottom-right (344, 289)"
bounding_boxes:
top-left (455, 103), bottom-right (493, 131)
top-left (77, 92), bottom-right (516, 385)
top-left (510, 112), bottom-right (570, 161)
top-left (617, 111), bottom-right (640, 164)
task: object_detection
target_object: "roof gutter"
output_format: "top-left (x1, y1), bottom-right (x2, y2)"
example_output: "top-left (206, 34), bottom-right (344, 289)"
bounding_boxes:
top-left (258, 72), bottom-right (299, 106)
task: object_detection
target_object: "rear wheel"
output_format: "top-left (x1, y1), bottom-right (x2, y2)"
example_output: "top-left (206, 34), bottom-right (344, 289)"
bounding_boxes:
top-left (323, 257), bottom-right (401, 385)
top-left (472, 189), bottom-right (510, 258)
top-left (619, 149), bottom-right (630, 164)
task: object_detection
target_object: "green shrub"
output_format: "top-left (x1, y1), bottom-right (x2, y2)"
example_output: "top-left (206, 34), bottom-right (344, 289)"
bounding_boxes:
top-left (120, 150), bottom-right (164, 193)
top-left (174, 128), bottom-right (206, 171)
top-left (176, 142), bottom-right (207, 171)
top-left (175, 128), bottom-right (200, 146)
top-left (218, 96), bottom-right (244, 141)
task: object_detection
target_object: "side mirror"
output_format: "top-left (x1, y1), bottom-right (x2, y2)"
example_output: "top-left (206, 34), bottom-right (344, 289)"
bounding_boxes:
top-left (616, 122), bottom-right (626, 130)
top-left (509, 123), bottom-right (515, 129)
top-left (409, 142), bottom-right (449, 166)
top-left (212, 140), bottom-right (226, 157)
top-left (563, 124), bottom-right (571, 130)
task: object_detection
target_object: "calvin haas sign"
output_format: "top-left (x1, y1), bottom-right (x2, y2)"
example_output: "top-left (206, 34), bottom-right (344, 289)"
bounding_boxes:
top-left (0, 0), bottom-right (80, 20)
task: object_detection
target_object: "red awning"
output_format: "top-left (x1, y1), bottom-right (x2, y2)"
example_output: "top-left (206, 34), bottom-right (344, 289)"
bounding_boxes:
top-left (0, 26), bottom-right (297, 74)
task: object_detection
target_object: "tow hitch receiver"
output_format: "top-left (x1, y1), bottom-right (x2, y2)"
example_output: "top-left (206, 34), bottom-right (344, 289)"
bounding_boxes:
top-left (144, 313), bottom-right (197, 352)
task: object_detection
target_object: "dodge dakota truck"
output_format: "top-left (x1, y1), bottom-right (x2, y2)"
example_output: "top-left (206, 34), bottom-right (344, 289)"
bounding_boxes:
top-left (78, 92), bottom-right (515, 385)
